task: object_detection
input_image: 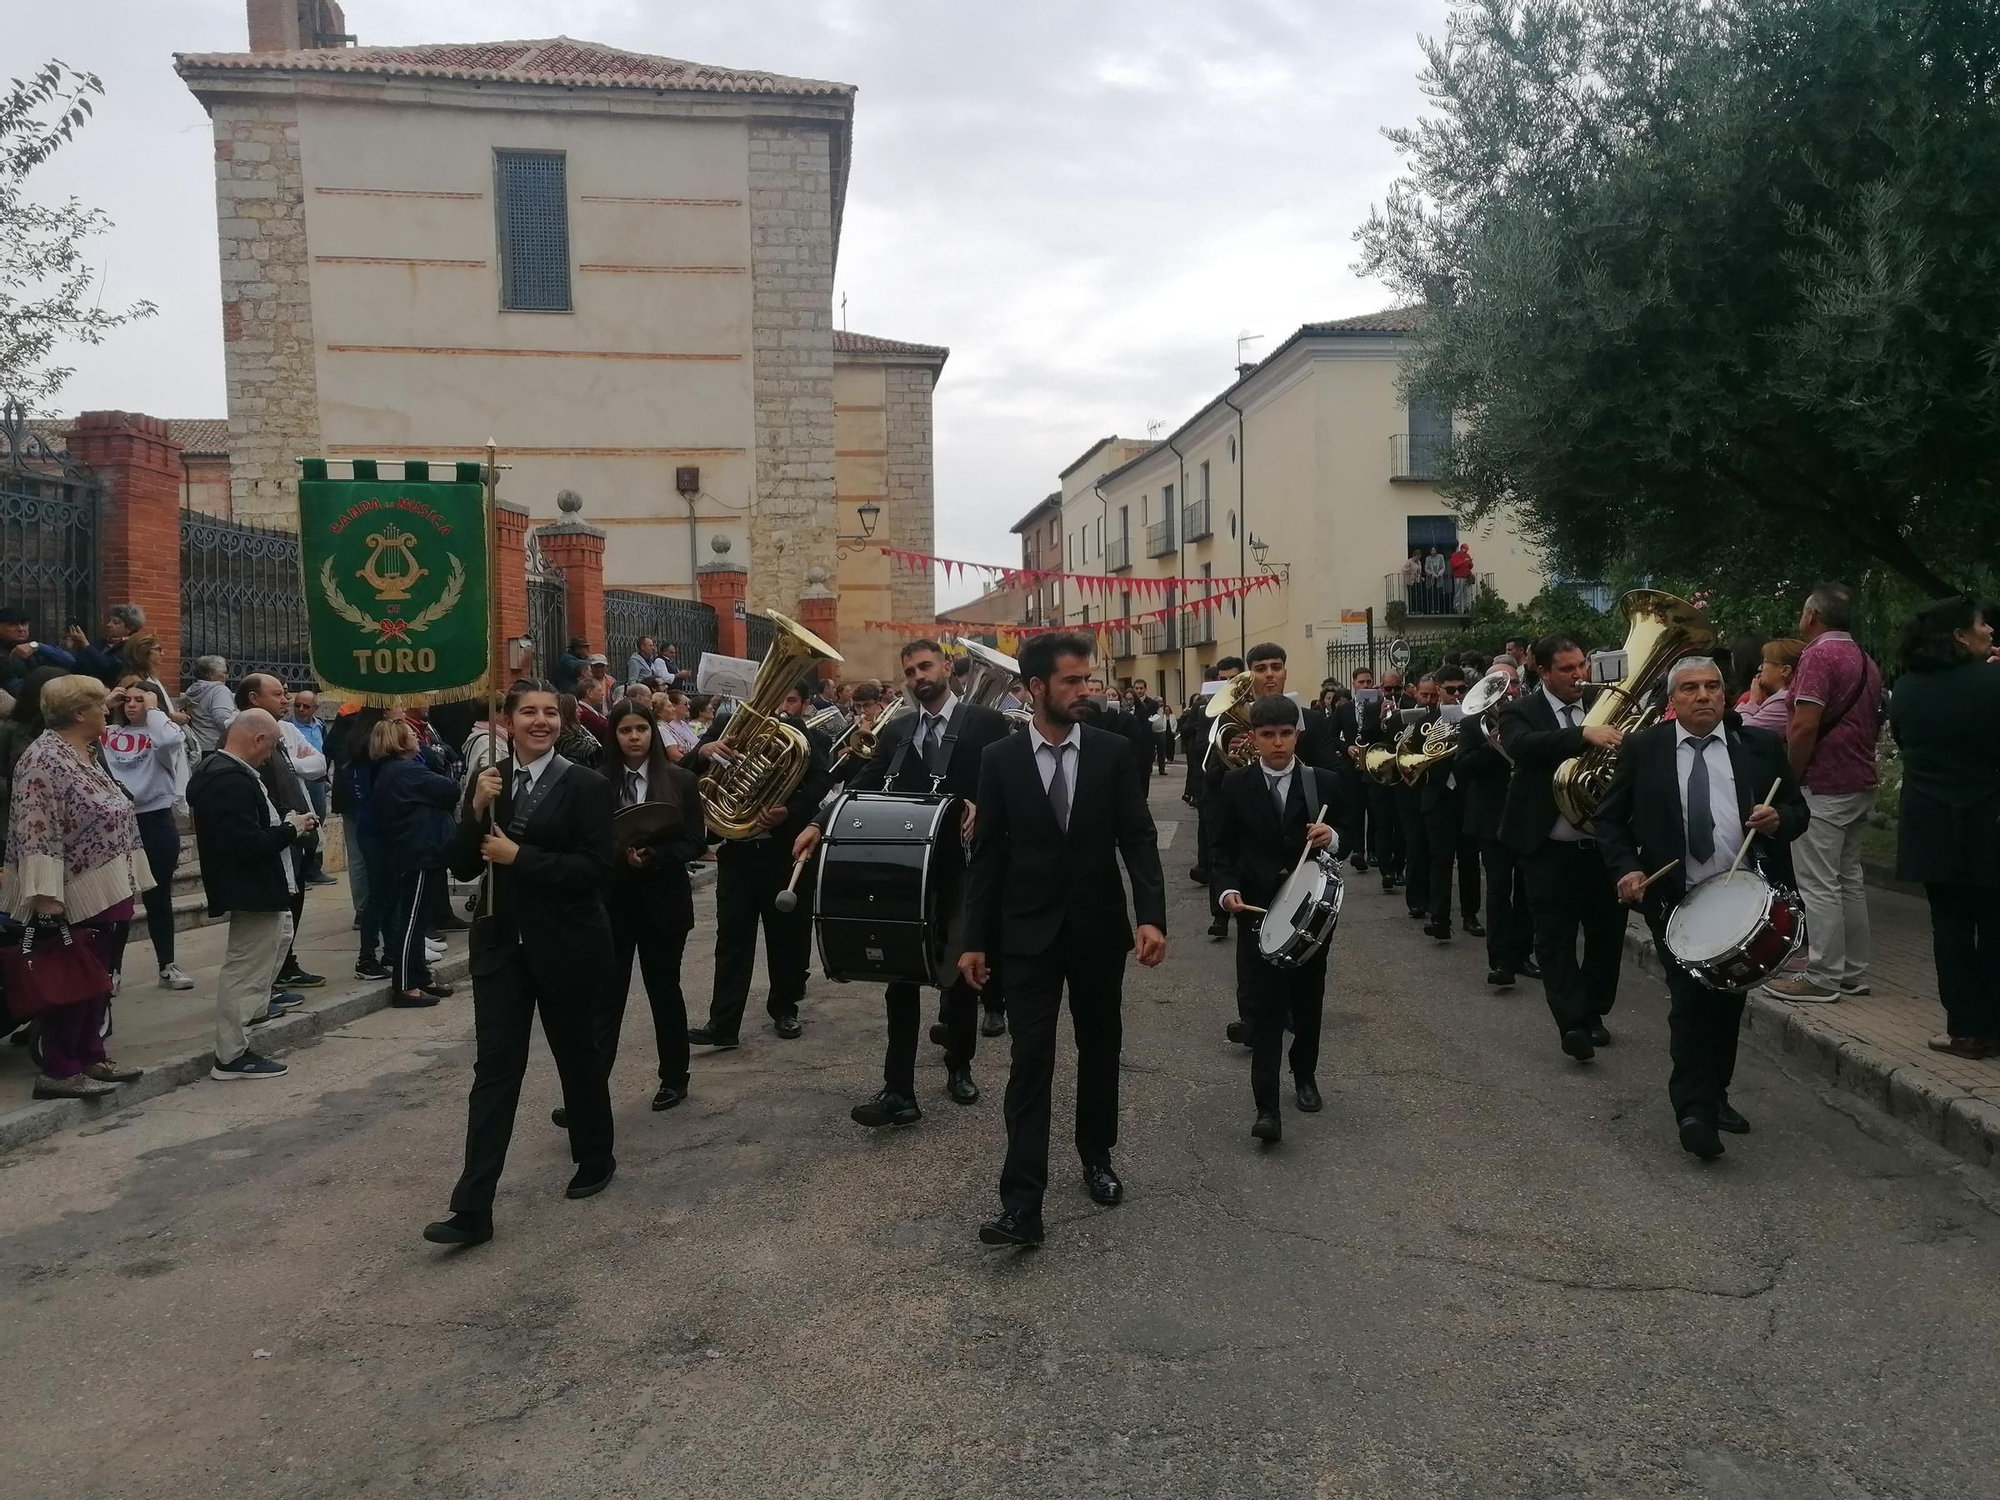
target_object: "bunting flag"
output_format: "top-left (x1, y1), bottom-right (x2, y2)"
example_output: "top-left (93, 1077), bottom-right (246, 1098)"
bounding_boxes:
top-left (879, 546), bottom-right (1275, 594)
top-left (883, 575), bottom-right (1279, 636)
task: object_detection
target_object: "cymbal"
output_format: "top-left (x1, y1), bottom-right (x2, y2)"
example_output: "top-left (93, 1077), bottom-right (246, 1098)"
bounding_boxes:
top-left (613, 801), bottom-right (686, 855)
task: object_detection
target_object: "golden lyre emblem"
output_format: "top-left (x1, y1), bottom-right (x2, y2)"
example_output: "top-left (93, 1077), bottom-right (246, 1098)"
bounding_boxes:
top-left (356, 524), bottom-right (429, 603)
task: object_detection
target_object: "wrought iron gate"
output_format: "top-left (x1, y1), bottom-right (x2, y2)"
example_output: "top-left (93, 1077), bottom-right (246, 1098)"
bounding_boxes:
top-left (525, 530), bottom-right (568, 679)
top-left (181, 509), bottom-right (311, 684)
top-left (0, 400), bottom-right (99, 640)
top-left (603, 588), bottom-right (716, 668)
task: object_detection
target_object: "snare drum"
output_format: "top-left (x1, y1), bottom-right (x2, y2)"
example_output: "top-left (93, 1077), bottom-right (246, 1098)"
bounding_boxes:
top-left (1255, 852), bottom-right (1344, 969)
top-left (1662, 868), bottom-right (1809, 991)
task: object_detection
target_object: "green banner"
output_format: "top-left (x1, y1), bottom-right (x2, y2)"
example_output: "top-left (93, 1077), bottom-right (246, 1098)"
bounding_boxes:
top-left (297, 459), bottom-right (491, 706)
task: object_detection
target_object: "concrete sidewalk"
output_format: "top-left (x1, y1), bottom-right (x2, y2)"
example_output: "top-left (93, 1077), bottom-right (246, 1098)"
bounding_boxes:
top-left (1625, 881), bottom-right (2000, 1172)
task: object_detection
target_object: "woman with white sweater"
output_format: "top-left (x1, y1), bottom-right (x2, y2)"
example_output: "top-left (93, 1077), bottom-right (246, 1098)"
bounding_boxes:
top-left (100, 683), bottom-right (193, 990)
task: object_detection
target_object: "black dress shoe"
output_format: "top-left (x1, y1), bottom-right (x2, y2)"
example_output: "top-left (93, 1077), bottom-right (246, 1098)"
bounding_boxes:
top-left (1207, 915), bottom-right (1230, 940)
top-left (390, 990), bottom-right (442, 1009)
top-left (946, 1067), bottom-right (979, 1105)
top-left (550, 1105), bottom-right (568, 1129)
top-left (687, 1025), bottom-right (739, 1049)
top-left (1189, 866), bottom-right (1210, 885)
top-left (928, 1021), bottom-right (948, 1046)
top-left (1224, 1020), bottom-right (1251, 1046)
top-left (1715, 1100), bottom-right (1750, 1134)
top-left (978, 1208), bottom-right (1045, 1246)
top-left (566, 1159), bottom-right (617, 1199)
top-left (422, 1212), bottom-right (492, 1246)
top-left (1561, 1028), bottom-right (1596, 1062)
top-left (1407, 907), bottom-right (1428, 920)
top-left (652, 1082), bottom-right (685, 1111)
top-left (850, 1089), bottom-right (922, 1127)
top-left (1678, 1115), bottom-right (1725, 1160)
top-left (1486, 969), bottom-right (1516, 988)
top-left (1423, 920), bottom-right (1452, 940)
top-left (1082, 1162), bottom-right (1123, 1206)
top-left (1294, 1078), bottom-right (1323, 1112)
top-left (1589, 1021), bottom-right (1612, 1047)
top-left (773, 1012), bottom-right (803, 1040)
top-left (1251, 1109), bottom-right (1283, 1142)
top-left (1349, 854), bottom-right (1369, 872)
top-left (417, 981), bottom-right (455, 999)
top-left (1382, 877), bottom-right (1400, 893)
top-left (1462, 917), bottom-right (1487, 937)
top-left (1518, 959), bottom-right (1543, 980)
top-left (980, 1007), bottom-right (1007, 1038)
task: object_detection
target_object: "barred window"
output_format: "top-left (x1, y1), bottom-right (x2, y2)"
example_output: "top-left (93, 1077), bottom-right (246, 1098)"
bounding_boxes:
top-left (496, 151), bottom-right (571, 311)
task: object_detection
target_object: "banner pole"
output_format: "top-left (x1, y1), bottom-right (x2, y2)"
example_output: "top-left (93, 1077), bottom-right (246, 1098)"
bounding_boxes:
top-left (483, 437), bottom-right (501, 918)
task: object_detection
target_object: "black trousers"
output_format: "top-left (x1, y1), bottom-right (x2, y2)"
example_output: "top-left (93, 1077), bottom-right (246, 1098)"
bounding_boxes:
top-left (135, 807), bottom-right (180, 968)
top-left (1338, 767), bottom-right (1372, 865)
top-left (1196, 789), bottom-right (1224, 919)
top-left (1397, 786), bottom-right (1431, 914)
top-left (709, 836), bottom-right (811, 1037)
top-left (1650, 922), bottom-right (1747, 1122)
top-left (388, 867), bottom-right (437, 993)
top-left (887, 976), bottom-right (977, 1097)
top-left (606, 894), bottom-right (692, 1088)
top-left (1368, 779), bottom-right (1404, 881)
top-left (1522, 841), bottom-right (1628, 1035)
top-left (1424, 796), bottom-right (1481, 929)
top-left (448, 946), bottom-right (615, 1217)
top-left (998, 928), bottom-right (1126, 1215)
top-left (1926, 882), bottom-right (1999, 1038)
top-left (1235, 914), bottom-right (1327, 1112)
top-left (1153, 732), bottom-right (1172, 774)
top-left (1479, 837), bottom-right (1533, 973)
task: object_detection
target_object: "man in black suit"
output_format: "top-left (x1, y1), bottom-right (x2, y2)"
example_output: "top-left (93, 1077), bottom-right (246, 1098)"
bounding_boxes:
top-left (960, 632), bottom-right (1167, 1247)
top-left (1360, 669), bottom-right (1409, 892)
top-left (1595, 656), bottom-right (1808, 1160)
top-left (1213, 696), bottom-right (1341, 1142)
top-left (796, 640), bottom-right (1012, 1125)
top-left (1329, 667), bottom-right (1379, 873)
top-left (1499, 635), bottom-right (1627, 1062)
top-left (689, 678), bottom-right (832, 1048)
top-left (1420, 664), bottom-right (1484, 941)
top-left (1190, 656), bottom-right (1244, 909)
top-left (1395, 674), bottom-right (1440, 922)
top-left (1456, 658), bottom-right (1536, 987)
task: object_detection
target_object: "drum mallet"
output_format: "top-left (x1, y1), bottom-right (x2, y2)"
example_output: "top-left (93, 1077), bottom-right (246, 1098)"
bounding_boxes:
top-left (1725, 778), bottom-right (1784, 876)
top-left (773, 853), bottom-right (811, 913)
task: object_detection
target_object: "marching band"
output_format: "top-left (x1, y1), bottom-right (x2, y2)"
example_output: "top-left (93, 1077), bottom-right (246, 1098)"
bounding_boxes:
top-left (425, 590), bottom-right (1816, 1247)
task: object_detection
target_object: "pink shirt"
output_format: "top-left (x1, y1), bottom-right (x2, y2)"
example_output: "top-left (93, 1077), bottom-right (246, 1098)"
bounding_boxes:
top-left (1740, 688), bottom-right (1792, 732)
top-left (1791, 633), bottom-right (1882, 793)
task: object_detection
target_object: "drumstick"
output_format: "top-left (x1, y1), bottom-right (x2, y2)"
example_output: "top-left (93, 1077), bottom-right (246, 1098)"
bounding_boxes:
top-left (772, 853), bottom-right (811, 913)
top-left (1635, 859), bottom-right (1679, 893)
top-left (1725, 778), bottom-right (1783, 876)
top-left (1303, 803), bottom-right (1328, 860)
top-left (1235, 904), bottom-right (1267, 915)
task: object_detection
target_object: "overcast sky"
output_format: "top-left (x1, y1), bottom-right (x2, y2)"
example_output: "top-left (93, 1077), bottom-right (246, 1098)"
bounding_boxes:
top-left (20, 0), bottom-right (1448, 610)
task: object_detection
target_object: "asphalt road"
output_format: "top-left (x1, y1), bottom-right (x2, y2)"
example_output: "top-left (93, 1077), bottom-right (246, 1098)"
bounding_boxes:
top-left (3, 774), bottom-right (1997, 1499)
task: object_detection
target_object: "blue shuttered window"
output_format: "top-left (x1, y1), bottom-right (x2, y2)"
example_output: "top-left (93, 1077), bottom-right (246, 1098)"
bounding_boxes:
top-left (496, 151), bottom-right (571, 311)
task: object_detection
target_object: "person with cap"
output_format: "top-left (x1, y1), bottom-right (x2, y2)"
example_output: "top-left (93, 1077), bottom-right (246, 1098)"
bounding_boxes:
top-left (0, 607), bottom-right (77, 689)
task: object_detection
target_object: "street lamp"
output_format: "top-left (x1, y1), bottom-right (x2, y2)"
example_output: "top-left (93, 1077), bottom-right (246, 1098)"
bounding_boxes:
top-left (836, 500), bottom-right (883, 559)
top-left (1249, 533), bottom-right (1290, 583)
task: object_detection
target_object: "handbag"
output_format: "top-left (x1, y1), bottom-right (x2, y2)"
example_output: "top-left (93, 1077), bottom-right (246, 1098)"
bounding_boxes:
top-left (0, 917), bottom-right (114, 1018)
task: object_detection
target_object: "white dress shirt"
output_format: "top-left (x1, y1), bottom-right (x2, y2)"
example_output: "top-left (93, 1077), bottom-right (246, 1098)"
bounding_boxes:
top-left (1031, 719), bottom-right (1083, 793)
top-left (618, 761), bottom-right (649, 806)
top-left (1542, 684), bottom-right (1589, 842)
top-left (1675, 721), bottom-right (1741, 886)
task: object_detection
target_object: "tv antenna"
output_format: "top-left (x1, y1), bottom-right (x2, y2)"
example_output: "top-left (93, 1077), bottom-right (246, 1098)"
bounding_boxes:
top-left (840, 291), bottom-right (848, 330)
top-left (1146, 419), bottom-right (1166, 439)
top-left (1236, 330), bottom-right (1265, 368)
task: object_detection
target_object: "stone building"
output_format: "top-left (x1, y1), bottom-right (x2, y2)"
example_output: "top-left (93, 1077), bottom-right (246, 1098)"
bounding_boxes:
top-left (175, 0), bottom-right (944, 650)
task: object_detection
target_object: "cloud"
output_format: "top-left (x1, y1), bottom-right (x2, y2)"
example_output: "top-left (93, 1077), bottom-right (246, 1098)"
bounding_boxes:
top-left (20, 0), bottom-right (1449, 612)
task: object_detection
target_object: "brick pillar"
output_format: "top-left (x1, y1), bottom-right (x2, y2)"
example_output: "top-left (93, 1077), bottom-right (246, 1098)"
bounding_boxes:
top-left (65, 412), bottom-right (186, 688)
top-left (796, 566), bottom-right (839, 682)
top-left (698, 561), bottom-right (749, 658)
top-left (494, 501), bottom-right (530, 668)
top-left (537, 520), bottom-right (607, 652)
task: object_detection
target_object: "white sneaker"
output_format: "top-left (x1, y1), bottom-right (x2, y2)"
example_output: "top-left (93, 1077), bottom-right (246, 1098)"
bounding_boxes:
top-left (424, 939), bottom-right (447, 961)
top-left (110, 970), bottom-right (122, 998)
top-left (158, 963), bottom-right (195, 991)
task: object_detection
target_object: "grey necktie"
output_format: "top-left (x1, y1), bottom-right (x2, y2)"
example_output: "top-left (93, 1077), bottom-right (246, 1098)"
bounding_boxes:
top-left (1270, 770), bottom-right (1289, 821)
top-left (923, 714), bottom-right (945, 773)
top-left (624, 769), bottom-right (642, 807)
top-left (509, 767), bottom-right (532, 836)
top-left (1686, 734), bottom-right (1717, 863)
top-left (1562, 704), bottom-right (1578, 728)
top-left (1043, 743), bottom-right (1071, 831)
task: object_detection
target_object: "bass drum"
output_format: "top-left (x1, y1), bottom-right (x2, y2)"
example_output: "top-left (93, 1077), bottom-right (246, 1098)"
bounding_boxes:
top-left (814, 792), bottom-right (964, 986)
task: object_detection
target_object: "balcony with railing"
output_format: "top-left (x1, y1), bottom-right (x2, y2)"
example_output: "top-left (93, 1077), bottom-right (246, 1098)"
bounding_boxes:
top-left (1386, 567), bottom-right (1492, 619)
top-left (1140, 617), bottom-right (1179, 654)
top-left (1145, 516), bottom-right (1176, 558)
top-left (1104, 536), bottom-right (1132, 572)
top-left (1106, 628), bottom-right (1135, 659)
top-left (1389, 431), bottom-right (1449, 482)
top-left (1182, 497), bottom-right (1212, 542)
top-left (1183, 611), bottom-right (1216, 647)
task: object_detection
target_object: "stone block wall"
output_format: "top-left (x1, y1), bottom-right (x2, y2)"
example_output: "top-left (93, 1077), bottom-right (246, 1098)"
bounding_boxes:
top-left (212, 101), bottom-right (319, 529)
top-left (885, 364), bottom-right (938, 629)
top-left (746, 125), bottom-right (837, 616)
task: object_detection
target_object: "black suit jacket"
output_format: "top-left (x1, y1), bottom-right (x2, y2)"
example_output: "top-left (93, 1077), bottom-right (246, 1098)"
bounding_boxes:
top-left (451, 755), bottom-right (615, 985)
top-left (825, 699), bottom-right (1011, 807)
top-left (606, 759), bottom-right (705, 931)
top-left (1498, 690), bottom-right (1590, 855)
top-left (1210, 761), bottom-right (1328, 910)
top-left (1455, 728), bottom-right (1513, 840)
top-left (964, 723), bottom-right (1167, 957)
top-left (188, 751), bottom-right (299, 915)
top-left (1593, 716), bottom-right (1808, 921)
top-left (1204, 695), bottom-right (1342, 799)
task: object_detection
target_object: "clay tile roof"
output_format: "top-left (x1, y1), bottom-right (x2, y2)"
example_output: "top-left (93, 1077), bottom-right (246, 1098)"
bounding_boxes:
top-left (1302, 306), bottom-right (1428, 335)
top-left (831, 330), bottom-right (950, 364)
top-left (173, 36), bottom-right (854, 98)
top-left (21, 418), bottom-right (229, 458)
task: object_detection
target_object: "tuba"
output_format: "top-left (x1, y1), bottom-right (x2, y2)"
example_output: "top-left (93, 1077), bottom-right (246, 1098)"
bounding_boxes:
top-left (953, 638), bottom-right (1032, 729)
top-left (1551, 589), bottom-right (1716, 831)
top-left (1203, 671), bottom-right (1258, 774)
top-left (698, 610), bottom-right (843, 840)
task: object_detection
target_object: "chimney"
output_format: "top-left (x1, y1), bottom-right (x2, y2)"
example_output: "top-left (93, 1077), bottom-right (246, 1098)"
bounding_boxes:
top-left (247, 0), bottom-right (303, 52)
top-left (1234, 363), bottom-right (1258, 379)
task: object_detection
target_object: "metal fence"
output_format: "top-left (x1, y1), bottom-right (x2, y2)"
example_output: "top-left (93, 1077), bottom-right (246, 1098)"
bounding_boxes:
top-left (180, 509), bottom-right (311, 685)
top-left (1322, 614), bottom-right (1461, 687)
top-left (1385, 568), bottom-right (1492, 620)
top-left (602, 587), bottom-right (717, 668)
top-left (524, 529), bottom-right (568, 676)
top-left (1, 401), bottom-right (99, 639)
top-left (744, 611), bottom-right (775, 662)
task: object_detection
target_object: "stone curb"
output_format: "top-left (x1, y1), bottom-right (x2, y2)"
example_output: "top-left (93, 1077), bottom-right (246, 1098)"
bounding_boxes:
top-left (0, 866), bottom-right (718, 1157)
top-left (1622, 927), bottom-right (1998, 1174)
